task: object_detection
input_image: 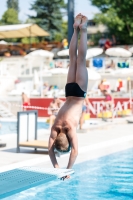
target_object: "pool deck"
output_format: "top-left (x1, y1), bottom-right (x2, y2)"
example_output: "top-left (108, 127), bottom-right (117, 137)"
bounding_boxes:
top-left (0, 117), bottom-right (133, 172)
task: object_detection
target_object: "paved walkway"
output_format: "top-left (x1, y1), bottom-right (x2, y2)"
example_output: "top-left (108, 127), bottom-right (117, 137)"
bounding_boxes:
top-left (0, 118), bottom-right (133, 172)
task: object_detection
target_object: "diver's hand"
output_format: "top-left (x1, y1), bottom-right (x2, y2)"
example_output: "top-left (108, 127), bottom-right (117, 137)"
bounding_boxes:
top-left (61, 175), bottom-right (70, 181)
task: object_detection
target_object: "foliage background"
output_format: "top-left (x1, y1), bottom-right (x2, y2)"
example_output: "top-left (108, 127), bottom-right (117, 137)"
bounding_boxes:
top-left (0, 0), bottom-right (67, 43)
top-left (90, 0), bottom-right (133, 44)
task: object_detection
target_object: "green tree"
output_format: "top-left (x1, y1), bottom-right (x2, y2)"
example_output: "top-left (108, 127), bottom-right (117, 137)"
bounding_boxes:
top-left (29, 0), bottom-right (67, 41)
top-left (7, 0), bottom-right (19, 12)
top-left (90, 0), bottom-right (133, 44)
top-left (21, 37), bottom-right (39, 44)
top-left (1, 8), bottom-right (20, 25)
top-left (54, 21), bottom-right (68, 41)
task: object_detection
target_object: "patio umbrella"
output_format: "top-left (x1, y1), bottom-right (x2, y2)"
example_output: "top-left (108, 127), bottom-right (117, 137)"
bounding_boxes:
top-left (57, 49), bottom-right (69, 56)
top-left (0, 40), bottom-right (8, 45)
top-left (105, 47), bottom-right (132, 57)
top-left (86, 48), bottom-right (103, 59)
top-left (57, 48), bottom-right (103, 58)
top-left (25, 49), bottom-right (54, 58)
top-left (129, 47), bottom-right (133, 54)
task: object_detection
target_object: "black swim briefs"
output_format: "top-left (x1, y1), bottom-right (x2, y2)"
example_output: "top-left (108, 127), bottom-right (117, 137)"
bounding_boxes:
top-left (65, 82), bottom-right (87, 98)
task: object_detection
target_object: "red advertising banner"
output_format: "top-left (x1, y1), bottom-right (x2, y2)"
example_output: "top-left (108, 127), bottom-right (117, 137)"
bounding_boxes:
top-left (29, 98), bottom-right (132, 118)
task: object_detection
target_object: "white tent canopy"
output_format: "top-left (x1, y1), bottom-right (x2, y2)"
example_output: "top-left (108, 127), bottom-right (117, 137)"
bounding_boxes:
top-left (57, 49), bottom-right (69, 56)
top-left (57, 48), bottom-right (103, 58)
top-left (86, 48), bottom-right (103, 59)
top-left (105, 47), bottom-right (132, 57)
top-left (129, 47), bottom-right (133, 53)
top-left (0, 24), bottom-right (49, 39)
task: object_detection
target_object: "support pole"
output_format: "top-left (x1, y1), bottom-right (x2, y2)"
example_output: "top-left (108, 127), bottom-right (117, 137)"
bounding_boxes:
top-left (67, 0), bottom-right (74, 46)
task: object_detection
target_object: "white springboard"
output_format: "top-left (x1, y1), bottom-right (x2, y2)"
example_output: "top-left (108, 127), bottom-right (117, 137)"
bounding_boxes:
top-left (0, 166), bottom-right (74, 198)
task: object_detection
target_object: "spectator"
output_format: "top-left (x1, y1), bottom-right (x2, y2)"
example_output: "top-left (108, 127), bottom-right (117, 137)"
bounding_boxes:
top-left (98, 80), bottom-right (106, 94)
top-left (106, 60), bottom-right (115, 69)
top-left (22, 92), bottom-right (30, 111)
top-left (103, 90), bottom-right (114, 112)
top-left (98, 37), bottom-right (106, 48)
top-left (116, 79), bottom-right (123, 92)
top-left (43, 82), bottom-right (49, 96)
top-left (104, 38), bottom-right (112, 50)
top-left (62, 38), bottom-right (68, 49)
top-left (19, 48), bottom-right (26, 56)
top-left (55, 61), bottom-right (63, 68)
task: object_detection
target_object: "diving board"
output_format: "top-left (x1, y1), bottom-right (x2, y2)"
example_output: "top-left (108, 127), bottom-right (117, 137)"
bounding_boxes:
top-left (0, 166), bottom-right (74, 199)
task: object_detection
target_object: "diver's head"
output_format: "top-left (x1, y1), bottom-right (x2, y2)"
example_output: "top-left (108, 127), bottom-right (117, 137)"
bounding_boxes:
top-left (54, 133), bottom-right (70, 153)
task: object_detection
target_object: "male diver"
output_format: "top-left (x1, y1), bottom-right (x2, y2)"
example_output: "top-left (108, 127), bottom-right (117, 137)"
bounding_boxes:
top-left (48, 13), bottom-right (88, 179)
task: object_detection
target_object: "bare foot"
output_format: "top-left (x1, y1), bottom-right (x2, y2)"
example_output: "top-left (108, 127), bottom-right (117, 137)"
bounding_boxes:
top-left (73, 13), bottom-right (82, 29)
top-left (79, 16), bottom-right (88, 30)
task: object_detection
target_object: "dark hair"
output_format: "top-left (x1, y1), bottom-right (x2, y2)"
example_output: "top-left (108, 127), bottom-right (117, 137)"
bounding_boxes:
top-left (54, 133), bottom-right (70, 152)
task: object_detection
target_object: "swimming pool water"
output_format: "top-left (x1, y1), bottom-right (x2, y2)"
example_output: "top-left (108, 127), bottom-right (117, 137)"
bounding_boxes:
top-left (4, 148), bottom-right (133, 200)
top-left (0, 121), bottom-right (49, 134)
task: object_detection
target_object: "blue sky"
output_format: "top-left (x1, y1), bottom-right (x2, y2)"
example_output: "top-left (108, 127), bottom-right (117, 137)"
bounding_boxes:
top-left (0, 0), bottom-right (99, 22)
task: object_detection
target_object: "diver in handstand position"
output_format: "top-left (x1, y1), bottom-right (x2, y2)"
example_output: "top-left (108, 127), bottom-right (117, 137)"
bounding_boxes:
top-left (48, 13), bottom-right (88, 179)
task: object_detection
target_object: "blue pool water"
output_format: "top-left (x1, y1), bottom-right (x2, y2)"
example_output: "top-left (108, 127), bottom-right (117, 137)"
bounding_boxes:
top-left (0, 121), bottom-right (49, 134)
top-left (4, 148), bottom-right (133, 200)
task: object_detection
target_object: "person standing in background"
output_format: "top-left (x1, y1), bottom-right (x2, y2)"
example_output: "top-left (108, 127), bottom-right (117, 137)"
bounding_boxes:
top-left (43, 82), bottom-right (49, 96)
top-left (103, 90), bottom-right (114, 112)
top-left (62, 38), bottom-right (68, 49)
top-left (98, 80), bottom-right (106, 95)
top-left (22, 92), bottom-right (30, 111)
top-left (98, 36), bottom-right (106, 48)
top-left (104, 38), bottom-right (112, 50)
